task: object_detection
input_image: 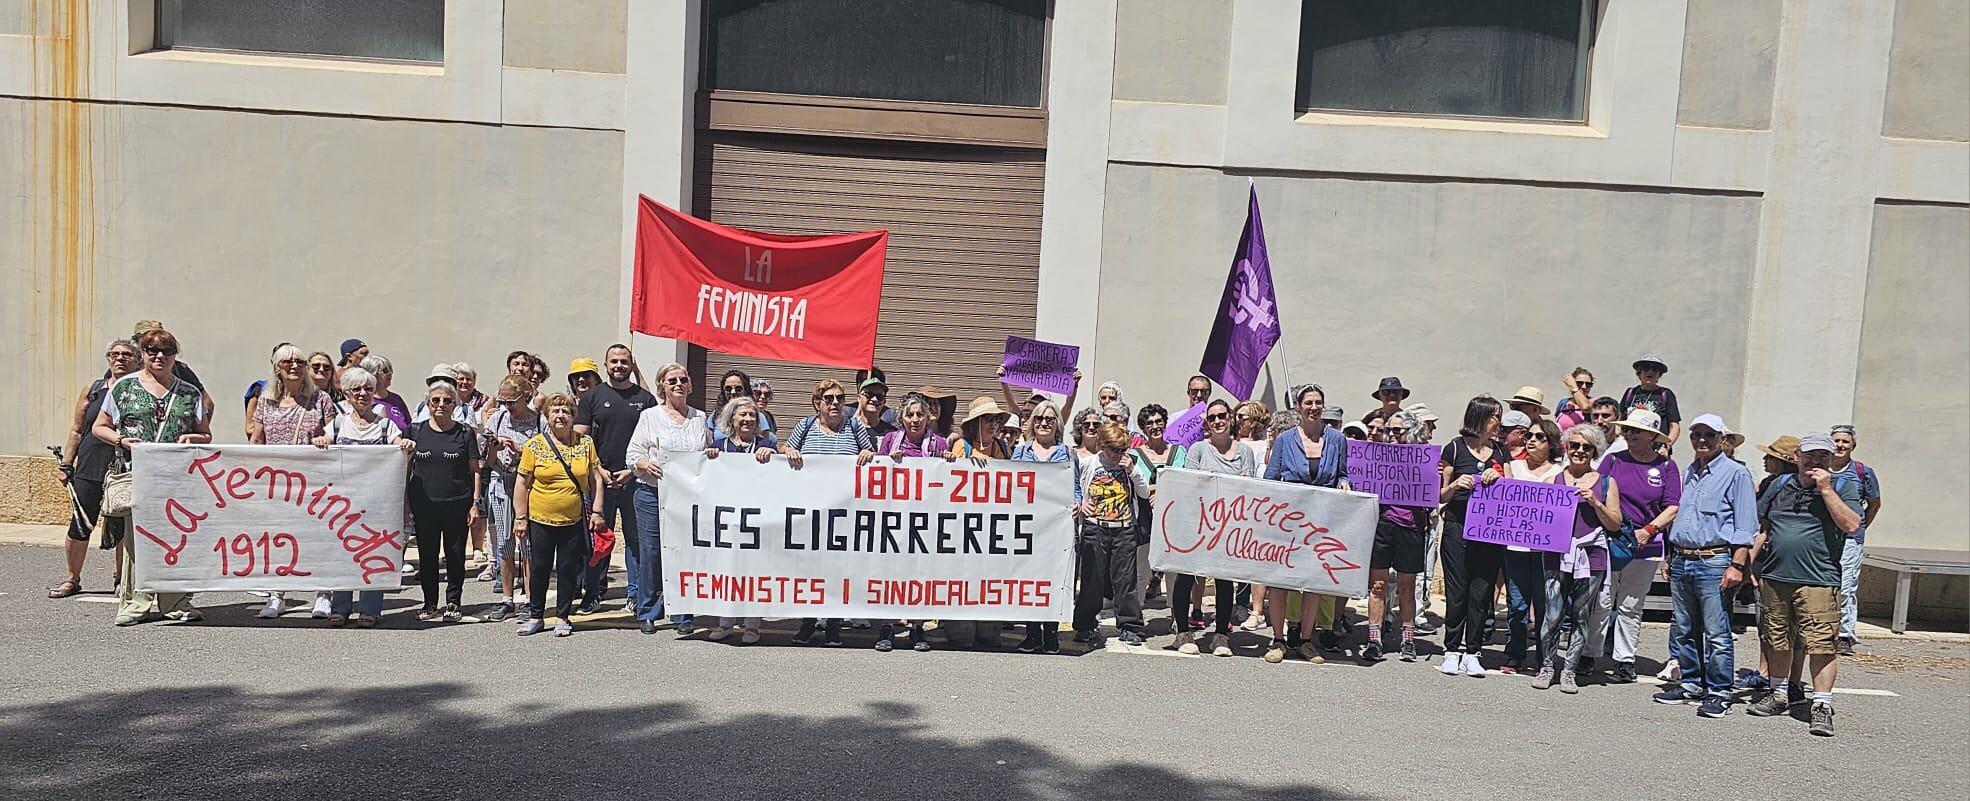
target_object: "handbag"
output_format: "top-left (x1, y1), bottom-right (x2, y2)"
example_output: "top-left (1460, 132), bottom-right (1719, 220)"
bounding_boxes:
top-left (102, 455), bottom-right (134, 517)
top-left (538, 431), bottom-right (611, 566)
top-left (1607, 524), bottom-right (1640, 571)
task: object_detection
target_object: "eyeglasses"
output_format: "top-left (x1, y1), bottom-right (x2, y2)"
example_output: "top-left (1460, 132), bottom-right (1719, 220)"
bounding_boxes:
top-left (107, 351), bottom-right (137, 359)
top-left (277, 358), bottom-right (305, 367)
top-left (1033, 415), bottom-right (1057, 423)
top-left (723, 385), bottom-right (746, 395)
top-left (1384, 427), bottom-right (1410, 436)
top-left (1105, 415), bottom-right (1126, 423)
top-left (1527, 432), bottom-right (1549, 441)
top-left (753, 391), bottom-right (773, 401)
top-left (1205, 413), bottom-right (1230, 422)
top-left (1080, 420), bottom-right (1101, 429)
top-left (1566, 442), bottom-right (1595, 453)
top-left (428, 397), bottom-right (456, 406)
top-left (1144, 419), bottom-right (1167, 428)
top-left (142, 346), bottom-right (177, 357)
top-left (662, 377), bottom-right (690, 387)
top-left (1690, 430), bottom-right (1719, 441)
top-left (863, 392), bottom-right (886, 403)
top-left (1577, 382), bottom-right (1594, 391)
top-left (309, 363), bottom-right (333, 372)
top-left (819, 394), bottom-right (845, 404)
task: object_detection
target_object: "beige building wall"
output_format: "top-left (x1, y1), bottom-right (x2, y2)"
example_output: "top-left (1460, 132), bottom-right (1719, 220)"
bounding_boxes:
top-left (1676, 0), bottom-right (1779, 129)
top-left (504, 0), bottom-right (628, 74)
top-left (1110, 0), bottom-right (1231, 105)
top-left (1854, 203), bottom-right (1970, 552)
top-left (0, 98), bottom-right (625, 452)
top-left (1882, 0), bottom-right (1970, 142)
top-left (1093, 164), bottom-right (1763, 426)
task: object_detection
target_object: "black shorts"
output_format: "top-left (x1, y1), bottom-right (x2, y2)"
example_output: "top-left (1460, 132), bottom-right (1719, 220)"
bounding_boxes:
top-left (1372, 518), bottom-right (1426, 574)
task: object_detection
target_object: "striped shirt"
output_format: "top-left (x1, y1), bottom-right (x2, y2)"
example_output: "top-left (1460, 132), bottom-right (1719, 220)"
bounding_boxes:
top-left (786, 415), bottom-right (872, 455)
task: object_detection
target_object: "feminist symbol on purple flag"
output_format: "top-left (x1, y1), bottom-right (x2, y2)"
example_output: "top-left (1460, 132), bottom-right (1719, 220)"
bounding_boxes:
top-left (1199, 184), bottom-right (1281, 401)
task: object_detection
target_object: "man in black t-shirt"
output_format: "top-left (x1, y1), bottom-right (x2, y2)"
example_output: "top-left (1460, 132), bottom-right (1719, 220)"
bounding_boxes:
top-left (574, 344), bottom-right (658, 622)
top-left (1620, 354), bottom-right (1682, 449)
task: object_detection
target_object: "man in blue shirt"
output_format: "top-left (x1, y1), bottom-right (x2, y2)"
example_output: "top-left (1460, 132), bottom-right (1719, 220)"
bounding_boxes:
top-left (1653, 414), bottom-right (1757, 717)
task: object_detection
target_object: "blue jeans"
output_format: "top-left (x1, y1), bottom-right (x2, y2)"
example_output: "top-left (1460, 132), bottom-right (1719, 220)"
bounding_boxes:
top-left (1669, 552), bottom-right (1735, 698)
top-left (329, 590), bottom-right (383, 618)
top-left (630, 483), bottom-right (692, 626)
top-left (1839, 529), bottom-right (1864, 641)
top-left (583, 480), bottom-right (638, 606)
top-left (1503, 550), bottom-right (1548, 665)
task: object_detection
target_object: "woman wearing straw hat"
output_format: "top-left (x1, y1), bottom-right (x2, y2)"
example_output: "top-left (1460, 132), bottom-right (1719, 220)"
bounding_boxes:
top-left (1582, 408), bottom-right (1682, 684)
top-left (942, 396), bottom-right (1013, 649)
top-left (1507, 386), bottom-right (1551, 423)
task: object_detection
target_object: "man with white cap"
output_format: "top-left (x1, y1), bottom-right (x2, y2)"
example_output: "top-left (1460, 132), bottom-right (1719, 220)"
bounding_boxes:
top-left (1744, 433), bottom-right (1863, 736)
top-left (1500, 409), bottom-right (1533, 460)
top-left (1653, 414), bottom-right (1757, 717)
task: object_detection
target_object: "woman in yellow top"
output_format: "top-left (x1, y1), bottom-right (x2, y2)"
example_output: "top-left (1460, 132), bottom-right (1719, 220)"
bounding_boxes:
top-left (514, 392), bottom-right (604, 637)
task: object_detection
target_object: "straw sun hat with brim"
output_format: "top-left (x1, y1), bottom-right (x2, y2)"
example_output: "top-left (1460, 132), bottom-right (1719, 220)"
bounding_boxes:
top-left (961, 396), bottom-right (1010, 426)
top-left (1611, 408), bottom-right (1669, 443)
top-left (1755, 435), bottom-right (1801, 464)
top-left (1506, 386), bottom-right (1550, 416)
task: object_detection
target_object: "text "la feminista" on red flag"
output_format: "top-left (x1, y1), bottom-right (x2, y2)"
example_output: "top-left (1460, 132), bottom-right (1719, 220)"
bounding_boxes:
top-left (629, 196), bottom-right (887, 370)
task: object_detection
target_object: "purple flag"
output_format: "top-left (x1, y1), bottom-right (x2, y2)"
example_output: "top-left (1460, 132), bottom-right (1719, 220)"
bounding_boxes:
top-left (1199, 185), bottom-right (1281, 401)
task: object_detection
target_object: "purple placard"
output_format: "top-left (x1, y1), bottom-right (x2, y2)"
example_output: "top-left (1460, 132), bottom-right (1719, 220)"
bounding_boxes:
top-left (1001, 335), bottom-right (1079, 397)
top-left (1164, 403), bottom-right (1207, 447)
top-left (1345, 441), bottom-right (1440, 507)
top-left (1462, 478), bottom-right (1578, 553)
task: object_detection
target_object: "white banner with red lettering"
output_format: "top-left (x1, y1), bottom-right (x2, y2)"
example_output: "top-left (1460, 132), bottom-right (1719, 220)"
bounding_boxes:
top-left (131, 444), bottom-right (409, 592)
top-left (1149, 468), bottom-right (1379, 598)
top-left (658, 453), bottom-right (1075, 620)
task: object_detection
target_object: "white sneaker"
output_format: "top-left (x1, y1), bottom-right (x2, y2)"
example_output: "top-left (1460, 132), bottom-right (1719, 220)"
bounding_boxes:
top-left (1174, 631), bottom-right (1199, 655)
top-left (1439, 651), bottom-right (1463, 675)
top-left (256, 597), bottom-right (285, 619)
top-left (1210, 633), bottom-right (1233, 658)
top-left (1461, 652), bottom-right (1487, 677)
top-left (310, 594), bottom-right (332, 619)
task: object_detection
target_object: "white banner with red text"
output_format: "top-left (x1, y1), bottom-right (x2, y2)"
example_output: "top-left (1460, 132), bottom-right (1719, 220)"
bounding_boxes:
top-left (1149, 468), bottom-right (1379, 598)
top-left (131, 444), bottom-right (409, 592)
top-left (658, 453), bottom-right (1075, 620)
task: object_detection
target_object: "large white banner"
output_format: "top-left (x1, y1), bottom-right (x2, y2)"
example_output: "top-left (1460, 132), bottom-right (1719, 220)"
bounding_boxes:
top-left (131, 444), bottom-right (409, 592)
top-left (1149, 468), bottom-right (1380, 598)
top-left (659, 453), bottom-right (1075, 620)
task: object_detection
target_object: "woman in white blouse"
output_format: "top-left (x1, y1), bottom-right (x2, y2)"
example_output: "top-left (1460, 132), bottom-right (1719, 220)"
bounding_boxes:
top-left (626, 362), bottom-right (708, 637)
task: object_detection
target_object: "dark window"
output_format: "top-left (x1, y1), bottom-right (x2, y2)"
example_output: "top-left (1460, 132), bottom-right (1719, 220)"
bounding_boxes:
top-left (1296, 0), bottom-right (1592, 121)
top-left (156, 0), bottom-right (446, 63)
top-left (706, 0), bottom-right (1046, 107)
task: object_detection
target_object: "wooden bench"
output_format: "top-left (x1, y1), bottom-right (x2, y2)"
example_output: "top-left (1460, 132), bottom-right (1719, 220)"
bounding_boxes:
top-left (1862, 546), bottom-right (1970, 634)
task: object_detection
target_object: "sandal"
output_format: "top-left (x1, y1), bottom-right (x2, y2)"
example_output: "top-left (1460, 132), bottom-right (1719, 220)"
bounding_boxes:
top-left (328, 614), bottom-right (348, 627)
top-left (355, 616), bottom-right (379, 629)
top-left (48, 579), bottom-right (82, 599)
top-left (416, 607), bottom-right (440, 621)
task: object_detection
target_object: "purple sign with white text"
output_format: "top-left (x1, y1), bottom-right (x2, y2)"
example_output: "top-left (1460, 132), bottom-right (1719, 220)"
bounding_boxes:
top-left (1462, 478), bottom-right (1577, 554)
top-left (1164, 403), bottom-right (1208, 447)
top-left (1001, 335), bottom-right (1079, 397)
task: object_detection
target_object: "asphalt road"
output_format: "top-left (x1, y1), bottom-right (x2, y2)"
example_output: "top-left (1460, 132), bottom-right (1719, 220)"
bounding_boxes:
top-left (1, 543), bottom-right (1964, 801)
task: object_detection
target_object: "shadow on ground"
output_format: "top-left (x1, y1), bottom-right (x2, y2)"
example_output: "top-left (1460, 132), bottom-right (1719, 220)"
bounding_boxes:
top-left (0, 684), bottom-right (1349, 801)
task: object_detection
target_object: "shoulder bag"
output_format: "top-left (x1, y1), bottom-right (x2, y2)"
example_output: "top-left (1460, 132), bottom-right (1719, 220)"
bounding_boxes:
top-left (540, 433), bottom-right (613, 567)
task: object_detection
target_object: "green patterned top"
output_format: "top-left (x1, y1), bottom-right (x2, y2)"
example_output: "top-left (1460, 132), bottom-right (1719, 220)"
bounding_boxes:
top-left (103, 373), bottom-right (206, 444)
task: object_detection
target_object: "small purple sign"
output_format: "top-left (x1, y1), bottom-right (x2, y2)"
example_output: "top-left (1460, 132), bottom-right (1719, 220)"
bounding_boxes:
top-left (1345, 441), bottom-right (1440, 507)
top-left (1164, 403), bottom-right (1208, 447)
top-left (1001, 335), bottom-right (1080, 397)
top-left (1462, 478), bottom-right (1578, 553)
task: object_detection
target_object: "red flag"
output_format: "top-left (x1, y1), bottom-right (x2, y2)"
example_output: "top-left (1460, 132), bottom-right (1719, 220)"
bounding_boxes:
top-left (630, 196), bottom-right (887, 369)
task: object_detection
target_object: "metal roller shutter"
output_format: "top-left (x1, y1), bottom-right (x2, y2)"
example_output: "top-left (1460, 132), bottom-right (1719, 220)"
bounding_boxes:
top-left (689, 132), bottom-right (1043, 417)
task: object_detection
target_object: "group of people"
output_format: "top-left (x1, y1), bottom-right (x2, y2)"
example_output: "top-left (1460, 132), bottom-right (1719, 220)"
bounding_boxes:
top-left (48, 327), bottom-right (1883, 738)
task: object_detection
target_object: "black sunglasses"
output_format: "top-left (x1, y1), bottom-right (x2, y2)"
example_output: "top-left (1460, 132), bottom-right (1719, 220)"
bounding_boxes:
top-left (143, 346), bottom-right (177, 357)
top-left (1566, 442), bottom-right (1595, 452)
top-left (1205, 413), bottom-right (1229, 422)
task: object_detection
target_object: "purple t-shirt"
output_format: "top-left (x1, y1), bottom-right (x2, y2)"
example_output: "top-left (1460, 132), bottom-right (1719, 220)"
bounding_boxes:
top-left (1598, 450), bottom-right (1682, 559)
top-left (878, 430), bottom-right (949, 458)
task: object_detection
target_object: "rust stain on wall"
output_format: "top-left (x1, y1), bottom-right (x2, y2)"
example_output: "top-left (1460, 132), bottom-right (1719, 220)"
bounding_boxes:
top-left (25, 0), bottom-right (96, 425)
